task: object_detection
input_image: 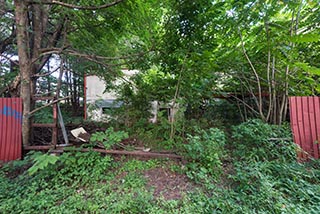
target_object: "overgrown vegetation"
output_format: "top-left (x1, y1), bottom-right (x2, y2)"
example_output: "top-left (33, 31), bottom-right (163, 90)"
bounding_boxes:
top-left (1, 120), bottom-right (320, 213)
top-left (1, 1), bottom-right (320, 213)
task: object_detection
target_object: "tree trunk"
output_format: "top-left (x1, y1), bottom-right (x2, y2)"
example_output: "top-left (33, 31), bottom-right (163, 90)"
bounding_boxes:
top-left (15, 0), bottom-right (31, 146)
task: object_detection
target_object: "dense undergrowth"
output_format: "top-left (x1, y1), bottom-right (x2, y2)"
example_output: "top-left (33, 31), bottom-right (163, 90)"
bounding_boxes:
top-left (1, 120), bottom-right (320, 213)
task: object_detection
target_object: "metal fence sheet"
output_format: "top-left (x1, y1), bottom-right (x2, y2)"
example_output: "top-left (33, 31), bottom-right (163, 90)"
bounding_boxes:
top-left (289, 96), bottom-right (320, 160)
top-left (0, 98), bottom-right (22, 161)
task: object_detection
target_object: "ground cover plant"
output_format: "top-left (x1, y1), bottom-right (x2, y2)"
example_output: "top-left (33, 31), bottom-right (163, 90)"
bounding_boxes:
top-left (1, 120), bottom-right (320, 213)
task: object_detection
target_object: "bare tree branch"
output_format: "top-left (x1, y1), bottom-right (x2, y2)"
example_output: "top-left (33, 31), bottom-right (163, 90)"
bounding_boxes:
top-left (28, 0), bottom-right (124, 10)
top-left (37, 47), bottom-right (146, 61)
top-left (238, 28), bottom-right (265, 121)
top-left (0, 54), bottom-right (19, 65)
top-left (32, 66), bottom-right (60, 77)
top-left (26, 95), bottom-right (71, 117)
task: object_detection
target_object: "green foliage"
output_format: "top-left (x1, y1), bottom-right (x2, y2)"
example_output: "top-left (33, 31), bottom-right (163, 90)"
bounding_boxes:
top-left (290, 33), bottom-right (320, 43)
top-left (232, 119), bottom-right (297, 162)
top-left (119, 159), bottom-right (160, 173)
top-left (33, 105), bottom-right (53, 123)
top-left (54, 151), bottom-right (114, 185)
top-left (4, 0), bottom-right (319, 211)
top-left (24, 150), bottom-right (114, 186)
top-left (27, 152), bottom-right (59, 175)
top-left (184, 127), bottom-right (226, 180)
top-left (0, 71), bottom-right (18, 97)
top-left (1, 141), bottom-right (320, 213)
top-left (90, 127), bottom-right (129, 149)
top-left (226, 161), bottom-right (320, 213)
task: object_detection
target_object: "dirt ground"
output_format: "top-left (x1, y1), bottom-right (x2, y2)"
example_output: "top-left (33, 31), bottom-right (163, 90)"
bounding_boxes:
top-left (144, 167), bottom-right (195, 200)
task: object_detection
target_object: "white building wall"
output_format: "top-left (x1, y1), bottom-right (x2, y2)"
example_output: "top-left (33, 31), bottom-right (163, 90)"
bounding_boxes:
top-left (86, 69), bottom-right (139, 102)
top-left (85, 70), bottom-right (138, 120)
top-left (85, 70), bottom-right (178, 122)
top-left (86, 75), bottom-right (117, 102)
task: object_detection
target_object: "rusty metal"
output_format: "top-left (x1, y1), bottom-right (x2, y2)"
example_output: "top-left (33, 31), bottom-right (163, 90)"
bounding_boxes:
top-left (24, 145), bottom-right (183, 159)
top-left (32, 123), bottom-right (56, 127)
top-left (24, 145), bottom-right (53, 150)
top-left (289, 96), bottom-right (320, 160)
top-left (83, 148), bottom-right (182, 159)
top-left (0, 98), bottom-right (22, 161)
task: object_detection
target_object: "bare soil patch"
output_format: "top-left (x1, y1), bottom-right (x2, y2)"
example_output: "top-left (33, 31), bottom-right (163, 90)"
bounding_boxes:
top-left (144, 167), bottom-right (195, 200)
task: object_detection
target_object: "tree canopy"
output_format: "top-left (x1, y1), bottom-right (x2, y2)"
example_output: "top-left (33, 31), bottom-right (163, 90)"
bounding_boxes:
top-left (0, 0), bottom-right (319, 145)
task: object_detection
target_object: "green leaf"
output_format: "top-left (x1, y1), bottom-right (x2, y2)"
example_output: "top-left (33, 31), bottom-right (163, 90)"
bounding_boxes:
top-left (28, 153), bottom-right (59, 175)
top-left (290, 33), bottom-right (320, 43)
top-left (294, 62), bottom-right (320, 75)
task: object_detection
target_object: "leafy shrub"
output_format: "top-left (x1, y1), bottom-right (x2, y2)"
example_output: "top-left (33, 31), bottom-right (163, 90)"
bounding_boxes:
top-left (54, 151), bottom-right (114, 185)
top-left (33, 105), bottom-right (53, 123)
top-left (227, 160), bottom-right (320, 213)
top-left (28, 152), bottom-right (59, 175)
top-left (23, 150), bottom-right (114, 186)
top-left (90, 127), bottom-right (129, 149)
top-left (184, 127), bottom-right (226, 180)
top-left (232, 119), bottom-right (297, 162)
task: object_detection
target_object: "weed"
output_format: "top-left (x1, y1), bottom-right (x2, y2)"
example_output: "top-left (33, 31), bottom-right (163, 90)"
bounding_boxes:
top-left (184, 127), bottom-right (226, 181)
top-left (232, 119), bottom-right (297, 162)
top-left (90, 127), bottom-right (129, 149)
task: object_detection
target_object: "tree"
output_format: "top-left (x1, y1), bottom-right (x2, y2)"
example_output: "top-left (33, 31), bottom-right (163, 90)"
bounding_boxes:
top-left (13, 0), bottom-right (133, 146)
top-left (119, 0), bottom-right (320, 127)
top-left (5, 0), bottom-right (320, 146)
top-left (212, 0), bottom-right (320, 124)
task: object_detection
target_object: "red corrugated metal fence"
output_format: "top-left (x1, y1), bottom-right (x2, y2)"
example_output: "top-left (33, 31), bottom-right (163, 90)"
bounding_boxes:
top-left (0, 98), bottom-right (22, 161)
top-left (289, 96), bottom-right (320, 160)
